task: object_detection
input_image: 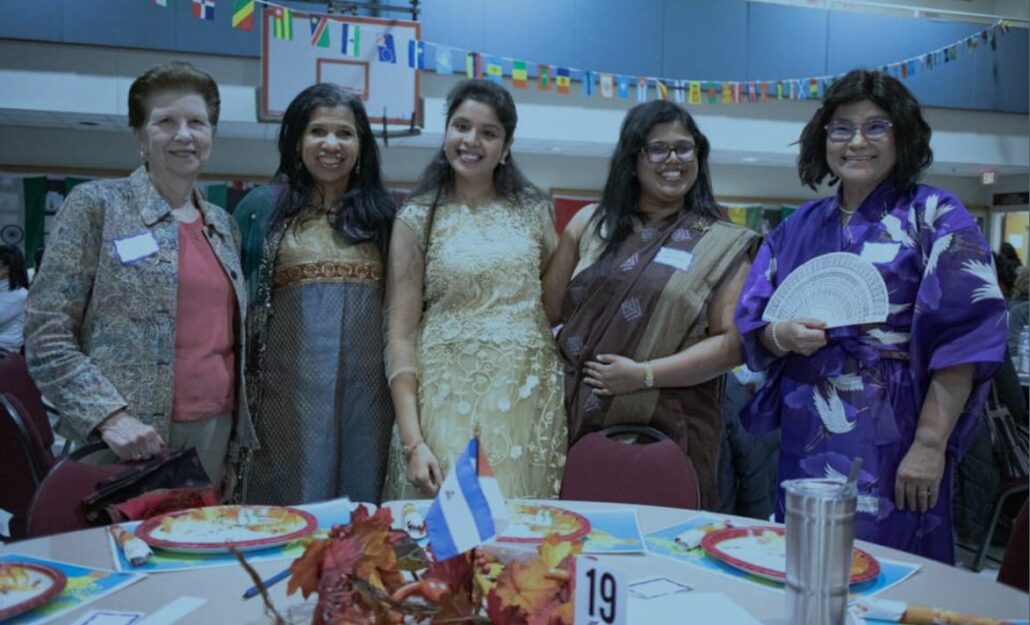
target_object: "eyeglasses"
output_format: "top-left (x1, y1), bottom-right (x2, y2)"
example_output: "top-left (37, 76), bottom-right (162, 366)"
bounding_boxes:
top-left (824, 119), bottom-right (893, 143)
top-left (642, 142), bottom-right (696, 163)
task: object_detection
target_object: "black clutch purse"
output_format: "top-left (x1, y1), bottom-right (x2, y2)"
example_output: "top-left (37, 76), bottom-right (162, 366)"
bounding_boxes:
top-left (83, 446), bottom-right (214, 525)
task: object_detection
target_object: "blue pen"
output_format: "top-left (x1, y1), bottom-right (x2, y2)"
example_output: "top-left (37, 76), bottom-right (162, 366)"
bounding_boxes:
top-left (242, 567), bottom-right (291, 599)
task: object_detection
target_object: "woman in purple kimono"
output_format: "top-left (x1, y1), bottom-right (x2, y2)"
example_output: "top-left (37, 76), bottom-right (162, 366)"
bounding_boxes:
top-left (735, 70), bottom-right (1006, 563)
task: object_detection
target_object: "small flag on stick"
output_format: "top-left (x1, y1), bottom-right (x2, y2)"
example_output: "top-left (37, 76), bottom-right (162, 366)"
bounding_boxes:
top-left (425, 438), bottom-right (510, 561)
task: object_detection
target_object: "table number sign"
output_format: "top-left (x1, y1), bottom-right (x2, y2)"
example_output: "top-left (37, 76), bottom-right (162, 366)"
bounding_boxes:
top-left (575, 556), bottom-right (627, 625)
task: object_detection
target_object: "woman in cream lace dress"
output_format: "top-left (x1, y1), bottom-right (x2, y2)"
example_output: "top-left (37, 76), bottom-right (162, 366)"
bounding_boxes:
top-left (382, 80), bottom-right (566, 500)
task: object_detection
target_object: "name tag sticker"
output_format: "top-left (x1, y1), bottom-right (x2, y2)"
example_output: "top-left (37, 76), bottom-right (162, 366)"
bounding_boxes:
top-left (653, 247), bottom-right (694, 273)
top-left (115, 233), bottom-right (159, 263)
top-left (860, 242), bottom-right (900, 265)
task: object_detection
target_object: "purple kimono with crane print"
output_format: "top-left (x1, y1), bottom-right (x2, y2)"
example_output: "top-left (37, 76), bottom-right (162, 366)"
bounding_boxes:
top-left (734, 179), bottom-right (1006, 563)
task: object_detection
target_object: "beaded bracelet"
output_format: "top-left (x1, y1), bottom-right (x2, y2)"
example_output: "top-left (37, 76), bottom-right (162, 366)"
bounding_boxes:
top-left (770, 321), bottom-right (787, 354)
top-left (402, 439), bottom-right (425, 460)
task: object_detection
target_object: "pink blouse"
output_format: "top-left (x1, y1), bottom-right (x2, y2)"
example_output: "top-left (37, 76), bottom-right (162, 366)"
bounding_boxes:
top-left (172, 217), bottom-right (235, 421)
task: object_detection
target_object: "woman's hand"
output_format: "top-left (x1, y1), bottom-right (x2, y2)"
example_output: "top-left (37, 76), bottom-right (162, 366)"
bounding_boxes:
top-left (894, 437), bottom-right (946, 513)
top-left (769, 318), bottom-right (827, 356)
top-left (97, 410), bottom-right (164, 461)
top-left (406, 442), bottom-right (443, 495)
top-left (583, 354), bottom-right (646, 396)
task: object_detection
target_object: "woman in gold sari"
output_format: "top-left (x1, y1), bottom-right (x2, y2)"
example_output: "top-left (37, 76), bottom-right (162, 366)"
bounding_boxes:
top-left (544, 101), bottom-right (756, 509)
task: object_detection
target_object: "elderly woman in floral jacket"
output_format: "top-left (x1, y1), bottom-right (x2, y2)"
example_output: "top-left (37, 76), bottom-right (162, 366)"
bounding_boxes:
top-left (25, 62), bottom-right (256, 492)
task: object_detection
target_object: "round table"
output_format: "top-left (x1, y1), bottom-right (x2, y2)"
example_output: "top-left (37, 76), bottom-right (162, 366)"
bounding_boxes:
top-left (1, 500), bottom-right (1026, 624)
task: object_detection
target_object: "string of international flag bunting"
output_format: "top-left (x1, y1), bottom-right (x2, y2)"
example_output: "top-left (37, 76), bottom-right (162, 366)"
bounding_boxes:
top-left (157, 0), bottom-right (1014, 104)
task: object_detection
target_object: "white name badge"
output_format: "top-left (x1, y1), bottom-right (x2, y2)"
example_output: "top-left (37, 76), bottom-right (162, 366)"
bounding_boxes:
top-left (859, 242), bottom-right (900, 265)
top-left (575, 556), bottom-right (627, 625)
top-left (115, 232), bottom-right (159, 263)
top-left (653, 247), bottom-right (694, 273)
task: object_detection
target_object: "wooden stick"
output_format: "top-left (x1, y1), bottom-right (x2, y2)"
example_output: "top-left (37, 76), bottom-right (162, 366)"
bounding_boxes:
top-left (902, 605), bottom-right (1004, 625)
top-left (228, 546), bottom-right (288, 625)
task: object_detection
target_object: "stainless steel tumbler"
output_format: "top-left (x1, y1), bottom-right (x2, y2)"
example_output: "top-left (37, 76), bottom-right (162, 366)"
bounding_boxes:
top-left (783, 477), bottom-right (857, 625)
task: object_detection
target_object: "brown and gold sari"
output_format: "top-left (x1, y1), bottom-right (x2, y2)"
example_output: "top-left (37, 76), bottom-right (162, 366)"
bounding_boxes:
top-left (558, 210), bottom-right (756, 508)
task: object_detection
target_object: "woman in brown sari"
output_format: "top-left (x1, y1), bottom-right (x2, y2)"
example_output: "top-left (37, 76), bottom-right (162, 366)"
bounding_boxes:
top-left (543, 101), bottom-right (756, 509)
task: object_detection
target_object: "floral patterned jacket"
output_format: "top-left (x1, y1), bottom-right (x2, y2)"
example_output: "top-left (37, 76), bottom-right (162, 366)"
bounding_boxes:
top-left (25, 167), bottom-right (258, 458)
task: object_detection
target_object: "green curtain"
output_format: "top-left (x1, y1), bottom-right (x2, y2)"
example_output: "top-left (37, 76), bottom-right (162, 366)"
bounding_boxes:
top-left (22, 177), bottom-right (46, 270)
top-left (205, 184), bottom-right (228, 211)
top-left (65, 177), bottom-right (90, 193)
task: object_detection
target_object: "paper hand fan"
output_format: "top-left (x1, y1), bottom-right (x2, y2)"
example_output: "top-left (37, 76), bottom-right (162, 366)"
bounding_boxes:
top-left (762, 253), bottom-right (888, 328)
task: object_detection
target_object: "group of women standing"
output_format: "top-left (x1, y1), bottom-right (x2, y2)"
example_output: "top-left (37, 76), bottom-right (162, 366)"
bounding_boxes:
top-left (24, 60), bottom-right (1005, 565)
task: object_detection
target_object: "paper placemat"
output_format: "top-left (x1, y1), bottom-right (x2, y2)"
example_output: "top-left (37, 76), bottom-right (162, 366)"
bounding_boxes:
top-left (107, 498), bottom-right (360, 573)
top-left (0, 554), bottom-right (144, 625)
top-left (643, 511), bottom-right (920, 597)
top-left (579, 508), bottom-right (646, 554)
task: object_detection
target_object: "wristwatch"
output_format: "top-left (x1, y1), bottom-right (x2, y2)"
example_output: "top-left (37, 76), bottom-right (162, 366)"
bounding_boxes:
top-left (643, 362), bottom-right (655, 389)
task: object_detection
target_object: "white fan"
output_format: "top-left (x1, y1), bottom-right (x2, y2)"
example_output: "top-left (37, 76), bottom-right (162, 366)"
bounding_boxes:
top-left (762, 252), bottom-right (889, 328)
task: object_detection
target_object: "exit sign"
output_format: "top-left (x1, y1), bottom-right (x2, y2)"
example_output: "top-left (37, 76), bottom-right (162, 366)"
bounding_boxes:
top-left (981, 170), bottom-right (996, 185)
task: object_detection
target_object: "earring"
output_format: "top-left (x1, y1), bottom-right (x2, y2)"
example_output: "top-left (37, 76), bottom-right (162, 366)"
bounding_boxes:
top-left (500, 154), bottom-right (509, 166)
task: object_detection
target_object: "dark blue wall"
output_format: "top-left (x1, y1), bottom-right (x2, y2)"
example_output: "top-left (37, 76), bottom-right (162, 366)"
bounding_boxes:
top-left (1, 0), bottom-right (1025, 112)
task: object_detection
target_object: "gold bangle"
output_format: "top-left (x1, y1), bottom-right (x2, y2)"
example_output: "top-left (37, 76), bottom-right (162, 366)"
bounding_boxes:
top-left (643, 362), bottom-right (655, 389)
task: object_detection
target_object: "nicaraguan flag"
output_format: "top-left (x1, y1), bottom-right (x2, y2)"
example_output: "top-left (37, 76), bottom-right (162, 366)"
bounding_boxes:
top-left (425, 438), bottom-right (509, 561)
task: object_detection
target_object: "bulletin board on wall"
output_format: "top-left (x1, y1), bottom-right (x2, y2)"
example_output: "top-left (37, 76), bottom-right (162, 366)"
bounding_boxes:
top-left (261, 8), bottom-right (421, 127)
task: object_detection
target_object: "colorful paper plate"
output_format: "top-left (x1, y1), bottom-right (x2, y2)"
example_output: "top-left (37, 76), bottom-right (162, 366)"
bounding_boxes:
top-left (496, 503), bottom-right (591, 544)
top-left (0, 562), bottom-right (67, 620)
top-left (700, 526), bottom-right (880, 585)
top-left (136, 505), bottom-right (317, 554)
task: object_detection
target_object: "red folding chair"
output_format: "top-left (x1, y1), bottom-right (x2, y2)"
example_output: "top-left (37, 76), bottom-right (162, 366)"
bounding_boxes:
top-left (560, 425), bottom-right (700, 509)
top-left (0, 392), bottom-right (56, 540)
top-left (0, 353), bottom-right (56, 455)
top-left (26, 442), bottom-right (127, 539)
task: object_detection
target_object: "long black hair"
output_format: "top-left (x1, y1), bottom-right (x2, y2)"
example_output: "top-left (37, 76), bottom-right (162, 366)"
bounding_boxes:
top-left (269, 83), bottom-right (396, 258)
top-left (797, 69), bottom-right (932, 192)
top-left (409, 79), bottom-right (544, 245)
top-left (0, 245), bottom-right (29, 290)
top-left (595, 100), bottom-right (721, 260)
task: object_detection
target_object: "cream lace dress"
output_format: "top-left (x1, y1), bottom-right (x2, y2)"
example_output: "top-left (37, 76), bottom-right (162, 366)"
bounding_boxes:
top-left (382, 198), bottom-right (567, 500)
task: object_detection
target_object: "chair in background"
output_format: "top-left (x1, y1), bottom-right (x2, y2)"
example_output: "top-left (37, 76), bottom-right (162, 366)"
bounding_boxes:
top-left (0, 353), bottom-right (55, 451)
top-left (0, 393), bottom-right (54, 540)
top-left (997, 499), bottom-right (1029, 592)
top-left (560, 425), bottom-right (700, 509)
top-left (26, 442), bottom-right (126, 539)
top-left (969, 479), bottom-right (1029, 572)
